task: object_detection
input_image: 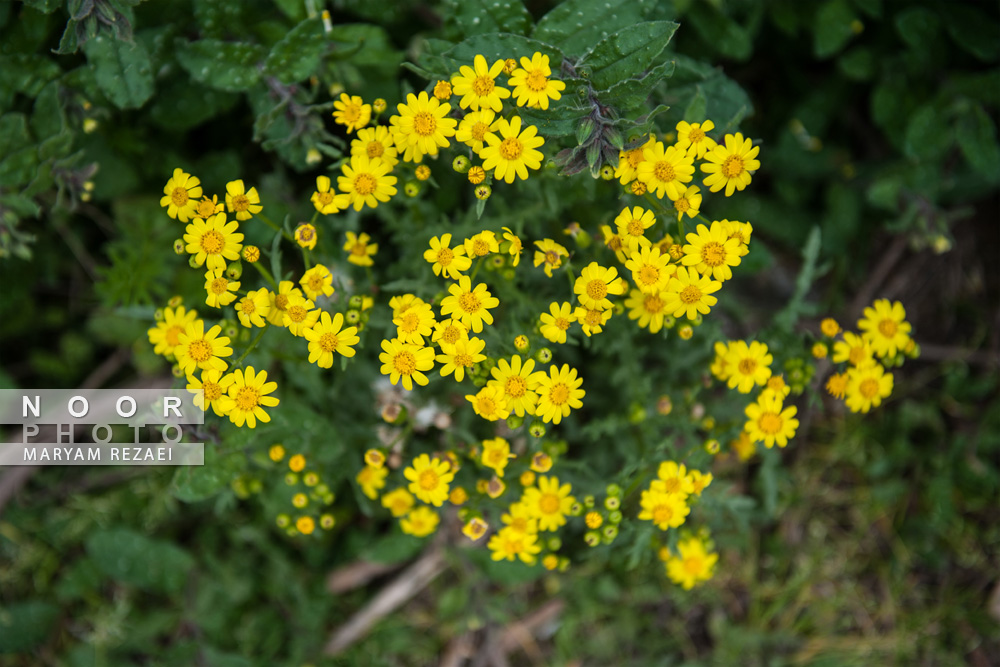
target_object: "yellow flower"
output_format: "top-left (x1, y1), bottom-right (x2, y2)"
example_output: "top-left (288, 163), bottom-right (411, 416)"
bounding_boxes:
top-left (235, 288), bottom-right (272, 328)
top-left (357, 464), bottom-right (388, 499)
top-left (665, 536), bottom-right (719, 589)
top-left (203, 269), bottom-right (239, 308)
top-left (701, 132), bottom-right (760, 196)
top-left (400, 506), bottom-right (441, 537)
top-left (671, 185), bottom-right (702, 221)
top-left (574, 305), bottom-right (612, 337)
top-left (462, 517), bottom-right (488, 541)
top-left (283, 292), bottom-right (320, 336)
top-left (539, 301), bottom-right (576, 344)
top-left (845, 362), bottom-right (893, 413)
top-left (186, 368), bottom-right (234, 417)
top-left (381, 487), bottom-right (415, 517)
top-left (225, 180), bottom-right (262, 221)
top-left (305, 311), bottom-right (359, 368)
top-left (433, 79), bottom-right (452, 99)
top-left (467, 165), bottom-right (486, 184)
top-left (501, 226), bottom-right (523, 266)
top-left (432, 318), bottom-right (469, 347)
top-left (615, 135), bottom-right (655, 184)
top-left (522, 475), bottom-right (576, 531)
top-left (389, 91), bottom-right (457, 163)
top-left (451, 54), bottom-right (510, 111)
top-left (365, 449), bottom-right (386, 468)
top-left (625, 288), bottom-right (669, 333)
top-left (688, 469), bottom-right (713, 496)
top-left (404, 453), bottom-right (455, 506)
top-left (600, 224), bottom-right (629, 264)
top-left (663, 266), bottom-right (721, 320)
top-left (724, 340), bottom-right (772, 393)
top-left (464, 230), bottom-right (500, 258)
top-left (311, 176), bottom-right (345, 215)
top-left (436, 336), bottom-right (486, 382)
top-left (269, 444), bottom-right (285, 462)
top-left (501, 501), bottom-right (539, 534)
top-left (466, 384), bottom-right (510, 421)
top-left (440, 275), bottom-right (499, 333)
top-left (160, 168), bottom-right (203, 222)
top-left (267, 280), bottom-right (302, 326)
top-left (379, 338), bottom-right (435, 390)
top-left (488, 526), bottom-right (541, 564)
top-left (480, 115), bottom-right (545, 183)
top-left (682, 221), bottom-right (743, 281)
top-left (744, 393), bottom-right (799, 448)
top-left (390, 294), bottom-right (424, 318)
top-left (174, 321), bottom-right (232, 376)
top-left (349, 126), bottom-right (398, 171)
top-left (300, 265), bottom-right (335, 300)
top-left (336, 155), bottom-right (397, 211)
top-left (481, 437), bottom-right (513, 477)
top-left (332, 93), bottom-right (371, 133)
top-left (857, 299), bottom-right (912, 359)
top-left (508, 51), bottom-right (565, 110)
top-left (638, 487), bottom-right (690, 530)
top-left (761, 374), bottom-right (791, 401)
top-left (289, 454), bottom-right (306, 472)
top-left (637, 141), bottom-right (694, 199)
top-left (731, 431), bottom-right (756, 461)
top-left (489, 355), bottom-right (546, 417)
top-left (655, 461), bottom-right (695, 497)
top-left (820, 317), bottom-right (841, 337)
top-left (826, 372), bottom-right (848, 399)
top-left (183, 212), bottom-right (244, 272)
top-left (614, 206), bottom-right (655, 253)
top-left (675, 120), bottom-right (718, 159)
top-left (296, 516), bottom-right (315, 535)
top-left (343, 231), bottom-right (378, 266)
top-left (585, 511), bottom-right (603, 529)
top-left (393, 299), bottom-right (436, 344)
top-left (533, 239), bottom-right (569, 277)
top-left (456, 109), bottom-right (498, 154)
top-left (720, 219), bottom-right (753, 256)
top-left (574, 261), bottom-right (624, 311)
top-left (424, 234), bottom-right (472, 280)
top-left (534, 363), bottom-right (584, 424)
top-left (832, 331), bottom-right (874, 366)
top-left (217, 366), bottom-right (279, 428)
top-left (625, 245), bottom-right (672, 294)
top-left (449, 487), bottom-right (469, 505)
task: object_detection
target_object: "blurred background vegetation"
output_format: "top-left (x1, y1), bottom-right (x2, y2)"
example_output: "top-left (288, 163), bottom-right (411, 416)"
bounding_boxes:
top-left (1, 0), bottom-right (998, 664)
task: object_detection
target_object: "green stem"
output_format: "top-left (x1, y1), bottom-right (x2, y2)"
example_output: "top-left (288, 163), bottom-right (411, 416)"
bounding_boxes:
top-left (256, 213), bottom-right (294, 241)
top-left (302, 247), bottom-right (312, 271)
top-left (469, 257), bottom-right (484, 282)
top-left (310, 209), bottom-right (319, 225)
top-left (251, 260), bottom-right (278, 289)
top-left (232, 327), bottom-right (268, 367)
top-left (365, 265), bottom-right (375, 285)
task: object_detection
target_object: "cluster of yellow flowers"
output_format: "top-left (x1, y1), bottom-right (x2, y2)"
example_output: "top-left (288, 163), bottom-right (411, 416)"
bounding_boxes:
top-left (269, 446), bottom-right (336, 536)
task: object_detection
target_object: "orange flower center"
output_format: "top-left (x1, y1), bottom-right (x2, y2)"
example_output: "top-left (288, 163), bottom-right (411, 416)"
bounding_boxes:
top-left (549, 383), bottom-right (569, 405)
top-left (638, 265), bottom-right (661, 286)
top-left (505, 375), bottom-right (527, 398)
top-left (187, 339), bottom-right (212, 362)
top-left (539, 493), bottom-right (560, 514)
top-left (235, 386), bottom-right (259, 412)
top-left (653, 161), bottom-right (676, 182)
top-left (413, 111), bottom-right (437, 137)
top-left (586, 279), bottom-right (608, 301)
top-left (210, 277), bottom-right (229, 295)
top-left (738, 358), bottom-right (757, 375)
top-left (644, 295), bottom-right (664, 313)
top-left (458, 292), bottom-right (481, 313)
top-left (471, 121), bottom-right (490, 141)
top-left (436, 247), bottom-right (454, 266)
top-left (393, 350), bottom-right (416, 375)
top-left (679, 285), bottom-right (702, 304)
top-left (555, 317), bottom-right (570, 331)
top-left (472, 76), bottom-right (495, 96)
top-left (653, 505), bottom-right (673, 525)
top-left (499, 137), bottom-right (523, 160)
top-left (203, 382), bottom-right (222, 402)
top-left (274, 294), bottom-right (289, 311)
top-left (231, 194), bottom-right (249, 212)
top-left (758, 412), bottom-right (782, 434)
top-left (454, 353), bottom-right (473, 367)
top-left (319, 332), bottom-right (340, 352)
top-left (701, 242), bottom-right (726, 267)
top-left (287, 305), bottom-right (307, 323)
top-left (366, 141), bottom-right (384, 159)
top-left (878, 319), bottom-right (898, 337)
top-left (200, 230), bottom-right (224, 254)
top-left (683, 555), bottom-right (704, 574)
top-left (170, 187), bottom-right (188, 207)
top-left (627, 219), bottom-right (645, 237)
top-left (354, 173), bottom-right (377, 196)
top-left (859, 378), bottom-right (879, 398)
top-left (688, 128), bottom-right (705, 144)
top-left (165, 325), bottom-right (184, 347)
top-left (525, 69), bottom-right (548, 92)
top-left (722, 155), bottom-right (744, 178)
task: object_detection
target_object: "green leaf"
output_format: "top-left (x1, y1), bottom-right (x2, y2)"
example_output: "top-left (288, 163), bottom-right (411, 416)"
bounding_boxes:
top-left (0, 601), bottom-right (59, 654)
top-left (943, 5), bottom-right (1000, 62)
top-left (774, 226), bottom-right (822, 332)
top-left (23, 0), bottom-right (61, 13)
top-left (686, 1), bottom-right (752, 61)
top-left (593, 60), bottom-right (674, 111)
top-left (443, 32), bottom-right (564, 72)
top-left (956, 104), bottom-right (1000, 183)
top-left (444, 0), bottom-right (532, 37)
top-left (813, 0), bottom-right (857, 59)
top-left (577, 21), bottom-right (679, 91)
top-left (0, 146), bottom-right (38, 189)
top-left (0, 114), bottom-right (31, 155)
top-left (172, 445), bottom-right (246, 503)
top-left (533, 0), bottom-right (649, 57)
top-left (903, 103), bottom-right (952, 161)
top-left (894, 6), bottom-right (939, 50)
top-left (837, 46), bottom-right (874, 81)
top-left (176, 39), bottom-right (267, 92)
top-left (148, 77), bottom-right (239, 131)
top-left (518, 102), bottom-right (590, 139)
top-left (264, 17), bottom-right (327, 84)
top-left (329, 24), bottom-right (402, 69)
top-left (86, 529), bottom-right (195, 594)
top-left (83, 36), bottom-right (154, 109)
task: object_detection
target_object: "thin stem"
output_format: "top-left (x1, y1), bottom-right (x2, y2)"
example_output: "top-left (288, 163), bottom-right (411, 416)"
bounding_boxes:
top-left (251, 260), bottom-right (278, 289)
top-left (232, 327), bottom-right (269, 367)
top-left (469, 257), bottom-right (484, 282)
top-left (302, 247), bottom-right (312, 271)
top-left (256, 213), bottom-right (294, 241)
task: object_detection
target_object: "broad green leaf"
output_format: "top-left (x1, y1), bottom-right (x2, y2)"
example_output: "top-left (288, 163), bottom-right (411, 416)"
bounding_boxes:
top-left (86, 529), bottom-right (195, 594)
top-left (894, 6), bottom-right (939, 50)
top-left (956, 104), bottom-right (1000, 182)
top-left (593, 60), bottom-right (674, 111)
top-left (686, 1), bottom-right (752, 61)
top-left (148, 77), bottom-right (239, 131)
top-left (329, 24), bottom-right (402, 68)
top-left (813, 0), bottom-right (856, 59)
top-left (533, 0), bottom-right (649, 57)
top-left (837, 46), bottom-right (874, 81)
top-left (0, 114), bottom-right (31, 155)
top-left (0, 146), bottom-right (38, 188)
top-left (176, 39), bottom-right (267, 92)
top-left (23, 0), bottom-right (61, 12)
top-left (194, 0), bottom-right (245, 39)
top-left (577, 21), bottom-right (678, 91)
top-left (31, 80), bottom-right (65, 139)
top-left (903, 103), bottom-right (952, 161)
top-left (0, 601), bottom-right (58, 653)
top-left (943, 5), bottom-right (1000, 62)
top-left (83, 36), bottom-right (154, 109)
top-left (264, 18), bottom-right (327, 84)
top-left (444, 0), bottom-right (532, 37)
top-left (0, 55), bottom-right (61, 111)
top-left (519, 102), bottom-right (590, 139)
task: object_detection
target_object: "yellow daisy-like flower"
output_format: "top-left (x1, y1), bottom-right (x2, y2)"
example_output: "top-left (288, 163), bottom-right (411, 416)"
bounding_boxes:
top-left (235, 289), bottom-right (271, 328)
top-left (225, 179), bottom-right (262, 221)
top-left (193, 194), bottom-right (223, 220)
top-left (832, 331), bottom-right (874, 366)
top-left (481, 437), bottom-right (513, 477)
top-left (724, 340), bottom-right (772, 393)
top-left (675, 120), bottom-right (718, 159)
top-left (357, 464), bottom-right (388, 499)
top-left (672, 185), bottom-right (702, 221)
top-left (344, 231), bottom-right (378, 266)
top-left (183, 212), bottom-right (244, 272)
top-left (489, 355), bottom-right (546, 417)
top-left (539, 301), bottom-right (576, 344)
top-left (501, 226), bottom-right (523, 266)
top-left (350, 125), bottom-right (399, 168)
top-left (480, 115), bottom-right (545, 183)
top-left (731, 430), bottom-right (756, 461)
top-left (574, 305), bottom-right (612, 337)
top-left (501, 501), bottom-right (539, 534)
top-left (466, 384), bottom-right (510, 421)
top-left (336, 155), bottom-right (397, 211)
top-left (432, 318), bottom-right (469, 347)
top-left (451, 54), bottom-right (510, 112)
top-left (745, 393), bottom-right (799, 448)
top-left (310, 175), bottom-right (345, 215)
top-left (267, 281), bottom-right (301, 326)
top-left (464, 230), bottom-right (500, 259)
top-left (625, 245), bottom-right (673, 294)
top-left (761, 374), bottom-right (791, 402)
top-left (821, 317), bottom-right (841, 337)
top-left (148, 305), bottom-right (199, 356)
top-left (508, 51), bottom-right (565, 110)
top-left (624, 288), bottom-right (670, 334)
top-left (826, 372), bottom-right (849, 399)
top-left (600, 224), bottom-right (629, 263)
top-left (462, 517), bottom-right (488, 541)
top-left (574, 262), bottom-right (624, 311)
top-left (440, 275), bottom-right (499, 333)
top-left (174, 321), bottom-right (232, 376)
top-left (283, 292), bottom-right (320, 336)
top-left (217, 366), bottom-right (279, 429)
top-left (186, 368), bottom-right (234, 417)
top-left (389, 91), bottom-right (456, 163)
top-left (381, 487), bottom-right (415, 517)
top-left (424, 233), bottom-right (472, 279)
top-left (533, 239), bottom-right (569, 277)
top-left (522, 475), bottom-right (575, 531)
top-left (203, 269), bottom-right (239, 308)
top-left (637, 141), bottom-right (694, 199)
top-left (300, 265), bottom-right (335, 300)
top-left (720, 219), bottom-right (753, 256)
top-left (844, 362), bottom-right (894, 413)
top-left (332, 93), bottom-right (371, 133)
top-left (379, 338), bottom-right (435, 390)
top-left (655, 461), bottom-right (695, 497)
top-left (534, 363), bottom-right (585, 424)
top-left (688, 469), bottom-right (713, 496)
top-left (682, 221), bottom-right (743, 281)
top-left (160, 168), bottom-right (203, 222)
top-left (638, 487), bottom-right (690, 530)
top-left (305, 311), bottom-right (359, 368)
top-left (294, 223), bottom-right (317, 250)
top-left (614, 206), bottom-right (656, 253)
top-left (456, 109), bottom-right (498, 154)
top-left (433, 79), bottom-right (452, 100)
top-left (393, 299), bottom-right (436, 344)
top-left (615, 135), bottom-right (655, 184)
top-left (701, 132), bottom-right (761, 196)
top-left (488, 526), bottom-right (541, 565)
top-left (710, 341), bottom-right (734, 381)
top-left (665, 536), bottom-right (719, 590)
top-left (857, 298), bottom-right (912, 359)
top-left (404, 453), bottom-right (455, 506)
top-left (400, 507), bottom-right (439, 537)
top-left (390, 294), bottom-right (423, 319)
top-left (663, 266), bottom-right (721, 320)
top-left (436, 336), bottom-right (486, 382)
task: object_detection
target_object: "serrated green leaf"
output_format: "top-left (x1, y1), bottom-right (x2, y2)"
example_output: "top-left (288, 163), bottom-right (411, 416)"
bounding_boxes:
top-left (264, 17), bottom-right (327, 84)
top-left (813, 0), bottom-right (856, 59)
top-left (83, 36), bottom-right (154, 109)
top-left (86, 529), bottom-right (195, 594)
top-left (0, 600), bottom-right (58, 653)
top-left (444, 0), bottom-right (532, 38)
top-left (593, 59), bottom-right (674, 111)
top-left (533, 0), bottom-right (649, 57)
top-left (176, 39), bottom-right (266, 92)
top-left (577, 21), bottom-right (678, 91)
top-left (956, 104), bottom-right (1000, 182)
